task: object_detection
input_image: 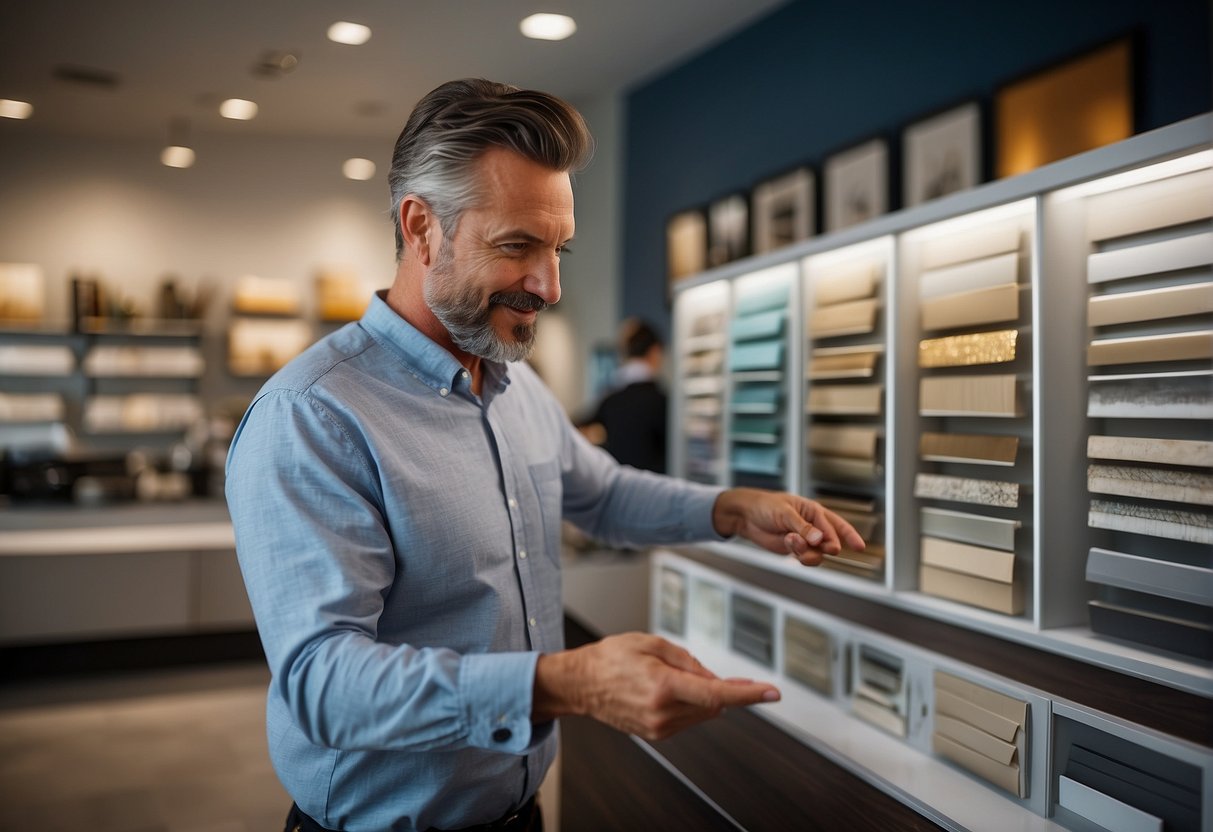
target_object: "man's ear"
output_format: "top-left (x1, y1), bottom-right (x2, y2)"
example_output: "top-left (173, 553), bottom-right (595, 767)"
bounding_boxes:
top-left (399, 196), bottom-right (438, 267)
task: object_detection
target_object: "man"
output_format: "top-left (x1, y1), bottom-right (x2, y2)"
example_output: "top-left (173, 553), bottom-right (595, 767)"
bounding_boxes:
top-left (226, 78), bottom-right (863, 832)
top-left (580, 318), bottom-right (668, 473)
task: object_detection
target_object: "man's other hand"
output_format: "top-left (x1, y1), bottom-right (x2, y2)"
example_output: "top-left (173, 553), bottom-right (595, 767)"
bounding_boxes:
top-left (711, 488), bottom-right (866, 565)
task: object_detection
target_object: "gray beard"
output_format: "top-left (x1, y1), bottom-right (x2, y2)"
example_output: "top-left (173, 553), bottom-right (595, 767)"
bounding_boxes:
top-left (423, 248), bottom-right (547, 363)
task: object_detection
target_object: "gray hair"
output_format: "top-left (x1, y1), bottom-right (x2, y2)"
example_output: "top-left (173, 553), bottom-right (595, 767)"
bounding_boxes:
top-left (388, 78), bottom-right (594, 259)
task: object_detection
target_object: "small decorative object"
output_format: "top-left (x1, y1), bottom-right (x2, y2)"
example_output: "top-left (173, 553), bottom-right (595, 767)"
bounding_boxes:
top-left (903, 102), bottom-right (981, 207)
top-left (0, 263), bottom-right (44, 321)
top-left (996, 38), bottom-right (1132, 178)
top-left (706, 193), bottom-right (749, 268)
top-left (752, 168), bottom-right (814, 254)
top-left (315, 269), bottom-right (371, 322)
top-left (824, 139), bottom-right (888, 232)
top-left (232, 274), bottom-right (302, 316)
top-left (227, 318), bottom-right (312, 376)
top-left (666, 208), bottom-right (708, 287)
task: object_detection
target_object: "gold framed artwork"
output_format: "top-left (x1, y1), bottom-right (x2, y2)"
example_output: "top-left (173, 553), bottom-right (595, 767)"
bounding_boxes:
top-left (666, 208), bottom-right (708, 291)
top-left (995, 38), bottom-right (1133, 178)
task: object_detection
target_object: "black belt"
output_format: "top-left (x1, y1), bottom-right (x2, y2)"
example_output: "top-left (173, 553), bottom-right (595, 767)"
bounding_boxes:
top-left (287, 795), bottom-right (538, 832)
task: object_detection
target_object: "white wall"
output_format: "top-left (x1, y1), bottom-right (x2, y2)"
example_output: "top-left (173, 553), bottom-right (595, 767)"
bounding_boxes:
top-left (0, 131), bottom-right (397, 328)
top-left (0, 100), bottom-right (624, 414)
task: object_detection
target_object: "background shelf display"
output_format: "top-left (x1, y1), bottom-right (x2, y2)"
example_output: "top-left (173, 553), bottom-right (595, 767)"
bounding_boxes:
top-left (673, 281), bottom-right (729, 485)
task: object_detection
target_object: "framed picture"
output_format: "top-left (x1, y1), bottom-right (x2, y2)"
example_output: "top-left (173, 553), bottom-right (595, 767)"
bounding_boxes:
top-left (903, 102), bottom-right (981, 207)
top-left (752, 167), bottom-right (815, 255)
top-left (706, 192), bottom-right (749, 268)
top-left (0, 263), bottom-right (45, 321)
top-left (995, 38), bottom-right (1133, 178)
top-left (666, 208), bottom-right (708, 289)
top-left (227, 318), bottom-right (313, 376)
top-left (824, 139), bottom-right (888, 232)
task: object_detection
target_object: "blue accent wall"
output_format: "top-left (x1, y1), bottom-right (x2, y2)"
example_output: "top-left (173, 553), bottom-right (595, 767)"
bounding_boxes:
top-left (622, 0), bottom-right (1212, 334)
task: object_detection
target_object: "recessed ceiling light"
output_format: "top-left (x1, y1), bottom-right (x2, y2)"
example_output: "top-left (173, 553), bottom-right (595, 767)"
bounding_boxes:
top-left (520, 13), bottom-right (576, 41)
top-left (328, 21), bottom-right (372, 45)
top-left (0, 99), bottom-right (33, 119)
top-left (161, 146), bottom-right (196, 169)
top-left (342, 158), bottom-right (377, 181)
top-left (220, 98), bottom-right (258, 120)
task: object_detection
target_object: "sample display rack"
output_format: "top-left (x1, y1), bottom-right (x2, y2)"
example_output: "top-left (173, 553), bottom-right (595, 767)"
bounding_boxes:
top-left (668, 115), bottom-right (1213, 697)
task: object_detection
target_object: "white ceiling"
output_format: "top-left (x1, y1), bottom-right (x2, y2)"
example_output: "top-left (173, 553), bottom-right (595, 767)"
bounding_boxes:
top-left (0, 0), bottom-right (788, 141)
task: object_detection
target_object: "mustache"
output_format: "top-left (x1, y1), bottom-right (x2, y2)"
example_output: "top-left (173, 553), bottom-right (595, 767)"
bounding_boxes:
top-left (490, 291), bottom-right (548, 313)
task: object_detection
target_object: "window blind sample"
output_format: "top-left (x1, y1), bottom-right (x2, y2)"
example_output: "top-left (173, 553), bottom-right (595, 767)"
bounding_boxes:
top-left (919, 251), bottom-right (1019, 299)
top-left (915, 473), bottom-right (1020, 508)
top-left (807, 384), bottom-right (883, 415)
top-left (920, 564), bottom-right (1025, 615)
top-left (808, 348), bottom-right (880, 379)
top-left (813, 262), bottom-right (878, 306)
top-left (920, 220), bottom-right (1020, 271)
top-left (1087, 435), bottom-right (1213, 467)
top-left (1057, 716), bottom-right (1203, 832)
top-left (1087, 464), bottom-right (1213, 505)
top-left (782, 616), bottom-right (833, 695)
top-left (1086, 547), bottom-right (1213, 607)
top-left (1087, 330), bottom-right (1213, 366)
top-left (919, 329), bottom-right (1018, 368)
top-left (689, 579), bottom-right (727, 644)
top-left (1087, 599), bottom-right (1213, 661)
top-left (1088, 281), bottom-right (1213, 327)
top-left (1057, 777), bottom-right (1163, 832)
top-left (920, 374), bottom-right (1018, 417)
top-left (729, 340), bottom-right (784, 372)
top-left (853, 644), bottom-right (907, 737)
top-left (734, 281), bottom-right (791, 315)
top-left (921, 283), bottom-right (1020, 331)
top-left (730, 308), bottom-right (786, 341)
top-left (730, 415), bottom-right (782, 443)
top-left (921, 536), bottom-right (1015, 583)
top-left (920, 507), bottom-right (1019, 551)
top-left (919, 432), bottom-right (1018, 466)
top-left (729, 594), bottom-right (775, 668)
top-left (731, 445), bottom-right (783, 477)
top-left (1085, 167), bottom-right (1213, 242)
top-left (730, 383), bottom-right (781, 413)
top-left (1086, 230), bottom-right (1213, 284)
top-left (658, 567), bottom-right (687, 636)
top-left (808, 425), bottom-right (880, 460)
top-left (809, 297), bottom-right (879, 338)
top-left (1088, 499), bottom-right (1213, 545)
top-left (1087, 374), bottom-right (1213, 419)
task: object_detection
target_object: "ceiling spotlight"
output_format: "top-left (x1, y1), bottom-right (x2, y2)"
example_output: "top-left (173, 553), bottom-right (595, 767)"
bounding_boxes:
top-left (342, 158), bottom-right (377, 181)
top-left (520, 13), bottom-right (576, 41)
top-left (327, 21), bottom-right (372, 45)
top-left (0, 99), bottom-right (33, 119)
top-left (161, 118), bottom-right (194, 168)
top-left (161, 146), bottom-right (195, 169)
top-left (220, 98), bottom-right (258, 120)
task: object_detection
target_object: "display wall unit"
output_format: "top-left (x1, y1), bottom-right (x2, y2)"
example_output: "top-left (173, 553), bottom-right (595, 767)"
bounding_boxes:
top-left (667, 114), bottom-right (1213, 698)
top-left (651, 551), bottom-right (1213, 832)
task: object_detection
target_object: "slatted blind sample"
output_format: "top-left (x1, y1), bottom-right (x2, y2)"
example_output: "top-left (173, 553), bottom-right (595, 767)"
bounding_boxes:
top-left (932, 671), bottom-right (1028, 797)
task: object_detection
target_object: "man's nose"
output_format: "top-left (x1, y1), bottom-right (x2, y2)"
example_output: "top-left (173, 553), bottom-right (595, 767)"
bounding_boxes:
top-left (523, 255), bottom-right (561, 305)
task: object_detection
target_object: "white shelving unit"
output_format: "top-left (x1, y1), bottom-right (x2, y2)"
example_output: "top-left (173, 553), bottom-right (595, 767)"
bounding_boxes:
top-left (667, 113), bottom-right (1213, 698)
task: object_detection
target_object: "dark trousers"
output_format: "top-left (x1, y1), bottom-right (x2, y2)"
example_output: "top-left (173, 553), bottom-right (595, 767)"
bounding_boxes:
top-left (285, 796), bottom-right (542, 832)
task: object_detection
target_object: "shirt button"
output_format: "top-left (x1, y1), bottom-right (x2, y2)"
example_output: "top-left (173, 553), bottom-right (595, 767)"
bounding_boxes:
top-left (518, 549), bottom-right (527, 559)
top-left (492, 727), bottom-right (512, 743)
top-left (439, 387), bottom-right (449, 397)
top-left (460, 370), bottom-right (469, 379)
top-left (508, 498), bottom-right (517, 509)
top-left (528, 617), bottom-right (537, 628)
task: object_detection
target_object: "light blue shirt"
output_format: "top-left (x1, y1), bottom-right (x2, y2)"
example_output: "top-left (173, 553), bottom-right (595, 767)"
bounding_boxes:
top-left (225, 293), bottom-right (723, 831)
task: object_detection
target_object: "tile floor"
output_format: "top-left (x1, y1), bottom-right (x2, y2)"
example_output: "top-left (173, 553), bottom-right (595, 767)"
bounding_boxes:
top-left (0, 662), bottom-right (289, 831)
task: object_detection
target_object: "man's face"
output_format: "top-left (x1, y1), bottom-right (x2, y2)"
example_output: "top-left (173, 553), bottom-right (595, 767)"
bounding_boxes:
top-left (423, 147), bottom-right (575, 363)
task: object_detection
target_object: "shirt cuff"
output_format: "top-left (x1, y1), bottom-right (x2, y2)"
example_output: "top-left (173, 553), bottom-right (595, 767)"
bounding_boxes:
top-left (459, 651), bottom-right (548, 754)
top-left (683, 484), bottom-right (728, 542)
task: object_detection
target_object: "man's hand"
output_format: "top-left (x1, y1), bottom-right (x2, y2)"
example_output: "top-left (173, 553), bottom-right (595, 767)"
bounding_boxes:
top-left (712, 488), bottom-right (865, 565)
top-left (533, 632), bottom-right (779, 740)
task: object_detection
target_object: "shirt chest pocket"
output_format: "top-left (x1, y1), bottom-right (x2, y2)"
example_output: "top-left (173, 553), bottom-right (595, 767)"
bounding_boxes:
top-left (526, 458), bottom-right (563, 565)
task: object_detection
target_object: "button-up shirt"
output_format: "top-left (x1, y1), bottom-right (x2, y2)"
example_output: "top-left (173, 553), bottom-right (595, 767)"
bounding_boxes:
top-left (225, 293), bottom-right (723, 831)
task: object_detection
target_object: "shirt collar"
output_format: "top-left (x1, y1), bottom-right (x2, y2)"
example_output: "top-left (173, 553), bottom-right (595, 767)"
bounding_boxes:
top-left (360, 291), bottom-right (511, 398)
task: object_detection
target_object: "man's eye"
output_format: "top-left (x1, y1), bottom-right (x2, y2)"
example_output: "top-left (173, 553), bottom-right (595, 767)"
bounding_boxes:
top-left (556, 245), bottom-right (572, 257)
top-left (500, 242), bottom-right (528, 253)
